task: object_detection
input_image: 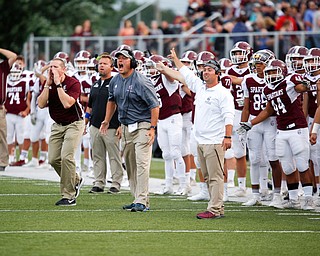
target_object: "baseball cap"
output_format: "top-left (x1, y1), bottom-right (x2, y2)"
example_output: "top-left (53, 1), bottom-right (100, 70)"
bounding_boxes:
top-left (115, 50), bottom-right (132, 59)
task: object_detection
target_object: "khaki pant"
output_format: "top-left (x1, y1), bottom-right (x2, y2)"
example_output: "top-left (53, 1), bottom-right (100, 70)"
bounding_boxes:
top-left (0, 108), bottom-right (8, 167)
top-left (121, 122), bottom-right (152, 207)
top-left (48, 120), bottom-right (84, 199)
top-left (197, 144), bottom-right (225, 215)
top-left (90, 126), bottom-right (123, 189)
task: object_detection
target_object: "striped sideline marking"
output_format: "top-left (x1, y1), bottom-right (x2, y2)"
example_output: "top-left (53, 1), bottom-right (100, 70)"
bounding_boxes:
top-left (0, 230), bottom-right (320, 234)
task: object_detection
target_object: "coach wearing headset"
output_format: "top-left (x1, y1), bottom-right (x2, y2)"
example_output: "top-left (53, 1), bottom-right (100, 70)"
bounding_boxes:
top-left (166, 48), bottom-right (235, 219)
top-left (100, 48), bottom-right (159, 212)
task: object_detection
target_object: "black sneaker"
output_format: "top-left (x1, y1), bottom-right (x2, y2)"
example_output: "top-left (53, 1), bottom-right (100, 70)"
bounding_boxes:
top-left (89, 186), bottom-right (104, 193)
top-left (108, 187), bottom-right (120, 194)
top-left (123, 203), bottom-right (135, 211)
top-left (131, 203), bottom-right (148, 212)
top-left (55, 198), bottom-right (76, 206)
top-left (75, 177), bottom-right (84, 198)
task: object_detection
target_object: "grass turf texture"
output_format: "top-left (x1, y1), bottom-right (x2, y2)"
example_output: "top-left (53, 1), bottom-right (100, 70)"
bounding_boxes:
top-left (0, 177), bottom-right (320, 255)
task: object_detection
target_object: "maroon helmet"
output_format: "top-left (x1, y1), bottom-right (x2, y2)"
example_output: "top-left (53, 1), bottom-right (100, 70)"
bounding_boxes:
top-left (230, 41), bottom-right (253, 64)
top-left (286, 46), bottom-right (308, 72)
top-left (264, 59), bottom-right (288, 86)
top-left (303, 48), bottom-right (320, 73)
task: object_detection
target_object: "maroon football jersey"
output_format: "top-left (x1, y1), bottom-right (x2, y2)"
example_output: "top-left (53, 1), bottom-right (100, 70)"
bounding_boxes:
top-left (221, 74), bottom-right (232, 90)
top-left (0, 60), bottom-right (10, 104)
top-left (47, 75), bottom-right (83, 124)
top-left (304, 73), bottom-right (320, 118)
top-left (180, 84), bottom-right (193, 114)
top-left (226, 66), bottom-right (250, 110)
top-left (242, 74), bottom-right (268, 116)
top-left (151, 74), bottom-right (182, 120)
top-left (263, 74), bottom-right (308, 130)
top-left (4, 75), bottom-right (30, 115)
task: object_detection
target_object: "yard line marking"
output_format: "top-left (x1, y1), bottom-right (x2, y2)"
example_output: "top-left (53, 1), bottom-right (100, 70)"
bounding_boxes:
top-left (1, 209), bottom-right (317, 213)
top-left (308, 218), bottom-right (320, 220)
top-left (0, 194), bottom-right (58, 196)
top-left (0, 230), bottom-right (320, 234)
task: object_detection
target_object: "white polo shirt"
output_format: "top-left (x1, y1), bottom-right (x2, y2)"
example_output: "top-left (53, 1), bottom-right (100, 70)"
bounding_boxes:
top-left (179, 66), bottom-right (235, 144)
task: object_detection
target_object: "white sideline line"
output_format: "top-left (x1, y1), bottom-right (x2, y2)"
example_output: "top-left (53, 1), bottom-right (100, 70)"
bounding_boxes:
top-left (0, 194), bottom-right (57, 196)
top-left (1, 209), bottom-right (319, 213)
top-left (0, 230), bottom-right (319, 234)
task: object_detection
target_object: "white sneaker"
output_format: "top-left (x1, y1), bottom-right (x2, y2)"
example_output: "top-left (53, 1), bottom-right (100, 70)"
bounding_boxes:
top-left (234, 187), bottom-right (247, 197)
top-left (190, 178), bottom-right (197, 187)
top-left (242, 197), bottom-right (262, 206)
top-left (87, 168), bottom-right (94, 178)
top-left (173, 177), bottom-right (179, 185)
top-left (227, 180), bottom-right (235, 188)
top-left (121, 177), bottom-right (130, 187)
top-left (302, 197), bottom-right (315, 211)
top-left (260, 189), bottom-right (273, 201)
top-left (187, 190), bottom-right (210, 201)
top-left (269, 193), bottom-right (283, 208)
top-left (174, 185), bottom-right (192, 196)
top-left (154, 187), bottom-right (174, 195)
top-left (282, 199), bottom-right (301, 209)
top-left (22, 159), bottom-right (39, 168)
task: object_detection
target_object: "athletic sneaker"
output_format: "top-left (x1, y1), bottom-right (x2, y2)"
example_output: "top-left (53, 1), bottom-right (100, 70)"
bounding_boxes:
top-left (55, 198), bottom-right (76, 206)
top-left (9, 160), bottom-right (26, 167)
top-left (89, 186), bottom-right (104, 193)
top-left (282, 199), bottom-right (301, 210)
top-left (131, 203), bottom-right (148, 212)
top-left (269, 193), bottom-right (283, 208)
top-left (123, 203), bottom-right (136, 211)
top-left (174, 185), bottom-right (192, 196)
top-left (108, 187), bottom-right (120, 194)
top-left (196, 211), bottom-right (222, 219)
top-left (22, 158), bottom-right (39, 167)
top-left (302, 197), bottom-right (315, 211)
top-left (188, 190), bottom-right (210, 201)
top-left (234, 187), bottom-right (247, 197)
top-left (260, 189), bottom-right (273, 201)
top-left (75, 178), bottom-right (84, 198)
top-left (242, 197), bottom-right (262, 206)
top-left (154, 187), bottom-right (174, 195)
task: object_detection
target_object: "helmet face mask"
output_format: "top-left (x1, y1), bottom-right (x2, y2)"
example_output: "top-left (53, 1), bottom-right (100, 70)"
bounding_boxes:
top-left (303, 48), bottom-right (320, 73)
top-left (230, 41), bottom-right (253, 65)
top-left (9, 62), bottom-right (23, 81)
top-left (286, 46), bottom-right (308, 72)
top-left (74, 50), bottom-right (91, 72)
top-left (87, 57), bottom-right (98, 76)
top-left (264, 60), bottom-right (287, 87)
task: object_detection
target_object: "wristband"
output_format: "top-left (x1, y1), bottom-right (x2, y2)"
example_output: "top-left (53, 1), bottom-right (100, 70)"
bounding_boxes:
top-left (44, 85), bottom-right (50, 89)
top-left (311, 123), bottom-right (320, 134)
top-left (85, 112), bottom-right (91, 119)
top-left (224, 136), bottom-right (232, 139)
top-left (150, 125), bottom-right (157, 130)
top-left (56, 84), bottom-right (62, 88)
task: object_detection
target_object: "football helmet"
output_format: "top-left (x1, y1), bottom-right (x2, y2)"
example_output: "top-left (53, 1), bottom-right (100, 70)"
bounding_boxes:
top-left (74, 50), bottom-right (91, 72)
top-left (285, 46), bottom-right (308, 72)
top-left (54, 51), bottom-right (70, 63)
top-left (196, 51), bottom-right (215, 65)
top-left (303, 48), bottom-right (320, 73)
top-left (230, 41), bottom-right (253, 65)
top-left (180, 50), bottom-right (198, 70)
top-left (87, 57), bottom-right (98, 76)
top-left (9, 62), bottom-right (23, 81)
top-left (133, 50), bottom-right (145, 73)
top-left (264, 59), bottom-right (288, 86)
top-left (251, 49), bottom-right (275, 65)
top-left (116, 44), bottom-right (132, 52)
top-left (218, 58), bottom-right (232, 72)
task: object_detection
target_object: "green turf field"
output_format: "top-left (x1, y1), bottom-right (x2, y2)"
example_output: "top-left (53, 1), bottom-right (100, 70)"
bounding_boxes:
top-left (0, 175), bottom-right (319, 256)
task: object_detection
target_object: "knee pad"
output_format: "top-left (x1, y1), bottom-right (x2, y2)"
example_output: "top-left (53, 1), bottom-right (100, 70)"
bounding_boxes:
top-left (232, 138), bottom-right (246, 158)
top-left (281, 161), bottom-right (296, 175)
top-left (162, 151), bottom-right (171, 161)
top-left (295, 157), bottom-right (309, 173)
top-left (224, 148), bottom-right (234, 160)
top-left (248, 149), bottom-right (261, 165)
top-left (171, 147), bottom-right (183, 161)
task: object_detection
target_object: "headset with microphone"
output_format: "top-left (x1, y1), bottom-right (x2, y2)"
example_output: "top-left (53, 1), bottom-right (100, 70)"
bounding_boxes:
top-left (114, 49), bottom-right (137, 69)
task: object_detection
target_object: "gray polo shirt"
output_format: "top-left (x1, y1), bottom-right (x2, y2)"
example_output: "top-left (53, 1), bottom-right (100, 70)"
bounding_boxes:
top-left (108, 71), bottom-right (159, 125)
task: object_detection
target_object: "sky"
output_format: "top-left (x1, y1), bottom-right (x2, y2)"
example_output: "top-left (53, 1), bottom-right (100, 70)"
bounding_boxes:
top-left (115, 0), bottom-right (188, 16)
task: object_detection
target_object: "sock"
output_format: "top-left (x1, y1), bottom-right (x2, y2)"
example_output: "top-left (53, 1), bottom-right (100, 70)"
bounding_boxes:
top-left (227, 169), bottom-right (235, 183)
top-left (302, 185), bottom-right (313, 197)
top-left (259, 165), bottom-right (269, 191)
top-left (185, 172), bottom-right (190, 187)
top-left (238, 177), bottom-right (246, 189)
top-left (20, 150), bottom-right (28, 161)
top-left (84, 158), bottom-right (89, 167)
top-left (288, 189), bottom-right (299, 201)
top-left (190, 168), bottom-right (196, 180)
top-left (39, 151), bottom-right (47, 161)
top-left (281, 180), bottom-right (288, 193)
top-left (224, 183), bottom-right (228, 196)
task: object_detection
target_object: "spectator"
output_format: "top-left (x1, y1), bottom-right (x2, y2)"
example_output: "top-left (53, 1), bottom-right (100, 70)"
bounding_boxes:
top-left (313, 6), bottom-right (320, 47)
top-left (0, 48), bottom-right (17, 172)
top-left (70, 25), bottom-right (83, 60)
top-left (160, 20), bottom-right (176, 53)
top-left (231, 11), bottom-right (249, 44)
top-left (136, 21), bottom-right (150, 50)
top-left (213, 19), bottom-right (234, 58)
top-left (118, 19), bottom-right (135, 47)
top-left (149, 20), bottom-right (163, 53)
top-left (82, 19), bottom-right (94, 52)
top-left (37, 58), bottom-right (85, 206)
top-left (303, 1), bottom-right (318, 48)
